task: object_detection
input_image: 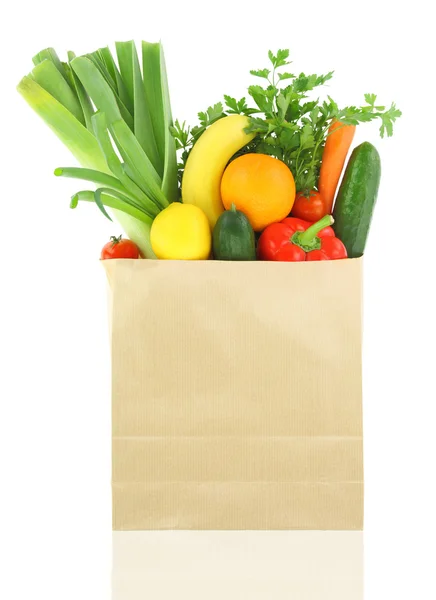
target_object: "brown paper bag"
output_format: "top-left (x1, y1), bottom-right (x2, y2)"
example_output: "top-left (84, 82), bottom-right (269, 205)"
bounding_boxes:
top-left (104, 258), bottom-right (363, 530)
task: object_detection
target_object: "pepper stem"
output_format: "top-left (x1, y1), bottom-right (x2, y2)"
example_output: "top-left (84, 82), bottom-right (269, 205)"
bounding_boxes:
top-left (298, 215), bottom-right (334, 245)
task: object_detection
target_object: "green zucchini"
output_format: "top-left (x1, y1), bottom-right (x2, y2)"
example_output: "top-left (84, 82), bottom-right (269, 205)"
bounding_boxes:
top-left (213, 204), bottom-right (256, 260)
top-left (332, 141), bottom-right (381, 258)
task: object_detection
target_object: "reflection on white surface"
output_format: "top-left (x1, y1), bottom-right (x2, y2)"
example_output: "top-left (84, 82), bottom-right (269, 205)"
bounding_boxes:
top-left (113, 531), bottom-right (363, 599)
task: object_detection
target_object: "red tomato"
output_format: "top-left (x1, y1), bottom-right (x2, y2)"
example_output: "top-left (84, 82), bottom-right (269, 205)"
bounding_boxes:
top-left (291, 190), bottom-right (327, 222)
top-left (101, 235), bottom-right (140, 259)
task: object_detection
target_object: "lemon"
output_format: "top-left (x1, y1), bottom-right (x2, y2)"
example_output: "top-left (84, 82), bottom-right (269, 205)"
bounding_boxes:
top-left (150, 203), bottom-right (211, 260)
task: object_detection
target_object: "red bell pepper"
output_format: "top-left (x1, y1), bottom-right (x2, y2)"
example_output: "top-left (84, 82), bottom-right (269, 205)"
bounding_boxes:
top-left (257, 215), bottom-right (347, 261)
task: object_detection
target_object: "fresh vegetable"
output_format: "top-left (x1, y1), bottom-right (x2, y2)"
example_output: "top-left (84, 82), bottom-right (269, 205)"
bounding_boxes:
top-left (150, 203), bottom-right (211, 260)
top-left (17, 41), bottom-right (178, 258)
top-left (212, 205), bottom-right (256, 261)
top-left (318, 121), bottom-right (356, 214)
top-left (101, 235), bottom-right (140, 259)
top-left (332, 142), bottom-right (381, 258)
top-left (181, 115), bottom-right (255, 228)
top-left (291, 190), bottom-right (326, 222)
top-left (220, 153), bottom-right (296, 231)
top-left (174, 50), bottom-right (401, 196)
top-left (257, 215), bottom-right (347, 262)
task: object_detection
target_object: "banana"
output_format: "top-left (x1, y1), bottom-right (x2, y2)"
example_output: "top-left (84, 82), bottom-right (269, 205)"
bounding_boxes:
top-left (181, 115), bottom-right (256, 229)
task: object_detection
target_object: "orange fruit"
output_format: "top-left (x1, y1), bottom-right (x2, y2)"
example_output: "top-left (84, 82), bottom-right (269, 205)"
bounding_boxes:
top-left (220, 153), bottom-right (296, 231)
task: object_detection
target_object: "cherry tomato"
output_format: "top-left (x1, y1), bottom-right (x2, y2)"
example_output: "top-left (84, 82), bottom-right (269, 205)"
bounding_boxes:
top-left (101, 235), bottom-right (140, 259)
top-left (291, 190), bottom-right (327, 222)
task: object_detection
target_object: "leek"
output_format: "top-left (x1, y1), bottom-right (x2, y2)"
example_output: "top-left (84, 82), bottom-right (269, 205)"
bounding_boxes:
top-left (91, 112), bottom-right (159, 213)
top-left (32, 48), bottom-right (69, 84)
top-left (54, 167), bottom-right (131, 196)
top-left (17, 76), bottom-right (108, 172)
top-left (17, 40), bottom-right (179, 259)
top-left (70, 57), bottom-right (132, 128)
top-left (71, 190), bottom-right (153, 225)
top-left (32, 60), bottom-right (85, 125)
top-left (116, 41), bottom-right (162, 174)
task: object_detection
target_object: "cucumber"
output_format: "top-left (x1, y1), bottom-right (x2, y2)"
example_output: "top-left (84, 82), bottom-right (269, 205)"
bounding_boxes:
top-left (213, 204), bottom-right (256, 260)
top-left (332, 141), bottom-right (381, 258)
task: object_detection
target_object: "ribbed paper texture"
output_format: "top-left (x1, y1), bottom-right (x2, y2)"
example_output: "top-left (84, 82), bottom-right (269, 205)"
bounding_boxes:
top-left (104, 258), bottom-right (363, 530)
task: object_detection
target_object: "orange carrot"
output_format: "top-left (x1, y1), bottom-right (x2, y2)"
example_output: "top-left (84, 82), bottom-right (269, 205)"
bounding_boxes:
top-left (318, 120), bottom-right (356, 214)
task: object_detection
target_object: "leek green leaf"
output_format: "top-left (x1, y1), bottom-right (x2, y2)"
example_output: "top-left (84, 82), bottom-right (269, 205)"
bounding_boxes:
top-left (87, 50), bottom-right (134, 117)
top-left (115, 41), bottom-right (135, 107)
top-left (71, 56), bottom-right (134, 129)
top-left (17, 76), bottom-right (108, 173)
top-left (91, 112), bottom-right (161, 215)
top-left (109, 118), bottom-right (168, 209)
top-left (99, 47), bottom-right (117, 82)
top-left (54, 167), bottom-right (130, 197)
top-left (71, 190), bottom-right (153, 225)
top-left (158, 44), bottom-right (178, 203)
top-left (32, 48), bottom-right (70, 86)
top-left (142, 42), bottom-right (165, 163)
top-left (120, 41), bottom-right (162, 174)
top-left (32, 60), bottom-right (85, 125)
top-left (98, 46), bottom-right (132, 112)
top-left (93, 187), bottom-right (113, 220)
top-left (95, 187), bottom-right (157, 219)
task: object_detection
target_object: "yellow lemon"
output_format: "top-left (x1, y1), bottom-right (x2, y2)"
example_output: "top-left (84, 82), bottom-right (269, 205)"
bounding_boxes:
top-left (150, 203), bottom-right (211, 260)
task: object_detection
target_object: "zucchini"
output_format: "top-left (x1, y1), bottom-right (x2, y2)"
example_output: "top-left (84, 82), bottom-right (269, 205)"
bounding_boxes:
top-left (332, 141), bottom-right (381, 258)
top-left (213, 204), bottom-right (256, 260)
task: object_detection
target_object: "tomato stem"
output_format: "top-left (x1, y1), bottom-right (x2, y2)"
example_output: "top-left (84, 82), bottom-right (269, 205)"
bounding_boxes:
top-left (110, 235), bottom-right (122, 247)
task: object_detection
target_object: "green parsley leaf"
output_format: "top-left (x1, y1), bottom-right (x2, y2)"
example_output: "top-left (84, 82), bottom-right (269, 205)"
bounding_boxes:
top-left (250, 68), bottom-right (270, 79)
top-left (278, 72), bottom-right (295, 81)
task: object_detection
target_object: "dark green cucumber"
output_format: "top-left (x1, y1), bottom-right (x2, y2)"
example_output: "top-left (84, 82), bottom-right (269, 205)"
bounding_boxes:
top-left (213, 204), bottom-right (256, 260)
top-left (332, 141), bottom-right (381, 258)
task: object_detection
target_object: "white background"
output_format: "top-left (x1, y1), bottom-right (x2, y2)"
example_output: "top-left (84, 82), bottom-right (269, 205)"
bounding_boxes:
top-left (1, 1), bottom-right (435, 598)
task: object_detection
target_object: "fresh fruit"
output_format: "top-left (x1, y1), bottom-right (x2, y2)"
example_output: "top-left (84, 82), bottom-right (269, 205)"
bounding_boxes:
top-left (101, 235), bottom-right (140, 259)
top-left (318, 120), bottom-right (356, 214)
top-left (332, 142), bottom-right (381, 258)
top-left (257, 215), bottom-right (347, 262)
top-left (213, 204), bottom-right (256, 261)
top-left (291, 190), bottom-right (327, 222)
top-left (150, 203), bottom-right (211, 260)
top-left (181, 115), bottom-right (256, 228)
top-left (220, 153), bottom-right (296, 232)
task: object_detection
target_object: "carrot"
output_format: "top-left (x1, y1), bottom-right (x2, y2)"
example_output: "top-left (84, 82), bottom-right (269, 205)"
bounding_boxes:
top-left (318, 120), bottom-right (356, 214)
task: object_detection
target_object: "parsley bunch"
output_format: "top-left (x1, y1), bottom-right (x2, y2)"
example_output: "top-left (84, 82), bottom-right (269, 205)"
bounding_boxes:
top-left (171, 50), bottom-right (401, 192)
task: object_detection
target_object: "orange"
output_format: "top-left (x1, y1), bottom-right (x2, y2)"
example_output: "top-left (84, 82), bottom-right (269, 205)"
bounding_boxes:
top-left (220, 153), bottom-right (296, 231)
